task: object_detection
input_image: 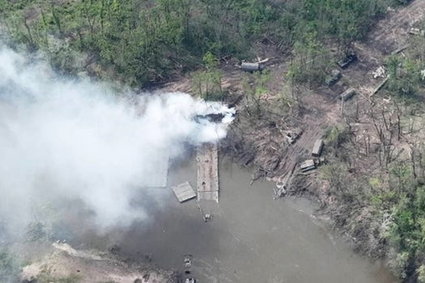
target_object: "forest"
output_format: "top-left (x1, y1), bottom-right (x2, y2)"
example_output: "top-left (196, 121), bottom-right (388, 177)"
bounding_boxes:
top-left (0, 0), bottom-right (394, 85)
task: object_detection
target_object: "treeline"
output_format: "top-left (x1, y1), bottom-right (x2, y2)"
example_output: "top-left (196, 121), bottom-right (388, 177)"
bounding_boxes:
top-left (323, 108), bottom-right (425, 282)
top-left (0, 0), bottom-right (394, 86)
top-left (320, 29), bottom-right (425, 282)
top-left (382, 30), bottom-right (425, 282)
top-left (386, 31), bottom-right (425, 99)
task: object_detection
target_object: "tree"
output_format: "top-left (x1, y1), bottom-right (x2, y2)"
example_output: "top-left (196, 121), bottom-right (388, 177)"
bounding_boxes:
top-left (192, 51), bottom-right (223, 100)
top-left (287, 32), bottom-right (331, 87)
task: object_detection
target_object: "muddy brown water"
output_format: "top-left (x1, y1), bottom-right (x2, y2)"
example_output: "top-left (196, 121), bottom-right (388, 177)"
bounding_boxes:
top-left (71, 157), bottom-right (397, 283)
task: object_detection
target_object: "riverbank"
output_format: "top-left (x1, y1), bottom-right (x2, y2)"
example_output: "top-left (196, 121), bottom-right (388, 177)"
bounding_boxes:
top-left (20, 242), bottom-right (175, 282)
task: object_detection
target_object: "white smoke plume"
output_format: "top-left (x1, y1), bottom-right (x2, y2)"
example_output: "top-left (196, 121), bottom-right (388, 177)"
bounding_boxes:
top-left (0, 46), bottom-right (234, 235)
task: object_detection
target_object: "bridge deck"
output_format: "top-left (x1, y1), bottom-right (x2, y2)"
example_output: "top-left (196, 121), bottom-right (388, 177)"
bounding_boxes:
top-left (196, 143), bottom-right (219, 202)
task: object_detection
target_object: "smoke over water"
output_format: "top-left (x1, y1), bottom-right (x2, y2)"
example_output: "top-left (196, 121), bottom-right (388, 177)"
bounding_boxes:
top-left (0, 46), bottom-right (234, 235)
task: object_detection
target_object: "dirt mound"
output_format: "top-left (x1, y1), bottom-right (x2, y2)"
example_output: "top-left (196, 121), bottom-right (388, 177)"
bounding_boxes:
top-left (21, 243), bottom-right (175, 283)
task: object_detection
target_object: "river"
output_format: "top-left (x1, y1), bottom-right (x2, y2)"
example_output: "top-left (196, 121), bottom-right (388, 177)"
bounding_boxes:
top-left (80, 157), bottom-right (397, 283)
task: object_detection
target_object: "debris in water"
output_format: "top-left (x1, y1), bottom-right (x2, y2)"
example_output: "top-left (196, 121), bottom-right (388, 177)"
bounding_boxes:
top-left (203, 213), bottom-right (212, 222)
top-left (172, 181), bottom-right (196, 203)
top-left (274, 163), bottom-right (297, 199)
top-left (273, 185), bottom-right (286, 199)
top-left (184, 255), bottom-right (192, 269)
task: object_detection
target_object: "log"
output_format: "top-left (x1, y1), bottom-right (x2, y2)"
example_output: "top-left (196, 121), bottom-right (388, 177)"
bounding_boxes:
top-left (391, 45), bottom-right (409, 55)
